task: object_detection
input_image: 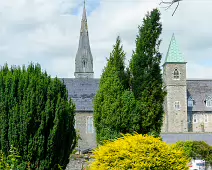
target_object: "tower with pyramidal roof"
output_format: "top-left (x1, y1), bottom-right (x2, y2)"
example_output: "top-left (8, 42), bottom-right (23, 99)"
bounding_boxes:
top-left (75, 1), bottom-right (94, 78)
top-left (162, 34), bottom-right (188, 132)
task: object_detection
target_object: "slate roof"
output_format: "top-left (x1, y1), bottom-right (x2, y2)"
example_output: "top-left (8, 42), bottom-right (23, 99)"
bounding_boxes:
top-left (165, 34), bottom-right (185, 63)
top-left (61, 78), bottom-right (100, 111)
top-left (59, 78), bottom-right (212, 113)
top-left (187, 79), bottom-right (212, 112)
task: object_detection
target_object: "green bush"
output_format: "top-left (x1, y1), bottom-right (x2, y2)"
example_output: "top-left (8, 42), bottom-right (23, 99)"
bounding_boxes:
top-left (0, 63), bottom-right (76, 169)
top-left (173, 141), bottom-right (212, 165)
top-left (89, 134), bottom-right (190, 170)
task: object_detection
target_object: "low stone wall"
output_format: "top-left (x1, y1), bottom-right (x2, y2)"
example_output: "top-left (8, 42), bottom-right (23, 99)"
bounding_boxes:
top-left (161, 132), bottom-right (212, 145)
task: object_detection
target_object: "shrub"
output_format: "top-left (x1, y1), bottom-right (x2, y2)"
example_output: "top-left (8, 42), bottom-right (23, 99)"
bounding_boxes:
top-left (89, 134), bottom-right (190, 170)
top-left (173, 141), bottom-right (212, 165)
top-left (0, 63), bottom-right (76, 169)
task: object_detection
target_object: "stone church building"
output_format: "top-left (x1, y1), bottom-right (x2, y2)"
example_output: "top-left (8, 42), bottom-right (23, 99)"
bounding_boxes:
top-left (61, 5), bottom-right (212, 151)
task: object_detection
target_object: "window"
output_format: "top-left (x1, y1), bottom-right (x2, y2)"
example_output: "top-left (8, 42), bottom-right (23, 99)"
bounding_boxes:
top-left (174, 101), bottom-right (180, 110)
top-left (82, 60), bottom-right (86, 72)
top-left (205, 96), bottom-right (212, 107)
top-left (173, 68), bottom-right (180, 80)
top-left (86, 116), bottom-right (94, 133)
top-left (193, 114), bottom-right (198, 123)
top-left (74, 117), bottom-right (76, 129)
top-left (204, 114), bottom-right (208, 123)
top-left (188, 96), bottom-right (194, 107)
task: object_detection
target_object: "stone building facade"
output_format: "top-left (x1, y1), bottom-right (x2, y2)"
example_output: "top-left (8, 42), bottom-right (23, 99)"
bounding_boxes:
top-left (61, 4), bottom-right (212, 152)
top-left (162, 34), bottom-right (212, 133)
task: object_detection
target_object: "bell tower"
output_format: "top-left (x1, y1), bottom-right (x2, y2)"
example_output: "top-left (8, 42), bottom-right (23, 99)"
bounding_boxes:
top-left (163, 34), bottom-right (188, 132)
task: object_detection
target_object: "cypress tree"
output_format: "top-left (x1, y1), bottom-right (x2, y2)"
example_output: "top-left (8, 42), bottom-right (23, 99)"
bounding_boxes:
top-left (0, 63), bottom-right (76, 169)
top-left (130, 9), bottom-right (166, 136)
top-left (94, 37), bottom-right (138, 143)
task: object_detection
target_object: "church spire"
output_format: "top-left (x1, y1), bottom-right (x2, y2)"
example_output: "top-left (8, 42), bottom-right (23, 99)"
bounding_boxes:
top-left (75, 1), bottom-right (94, 78)
top-left (164, 33), bottom-right (185, 64)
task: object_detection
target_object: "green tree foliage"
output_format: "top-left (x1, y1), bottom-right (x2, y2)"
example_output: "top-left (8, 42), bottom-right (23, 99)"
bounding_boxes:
top-left (89, 134), bottom-right (190, 170)
top-left (173, 141), bottom-right (212, 165)
top-left (0, 146), bottom-right (22, 170)
top-left (0, 63), bottom-right (76, 169)
top-left (94, 37), bottom-right (139, 143)
top-left (130, 8), bottom-right (166, 136)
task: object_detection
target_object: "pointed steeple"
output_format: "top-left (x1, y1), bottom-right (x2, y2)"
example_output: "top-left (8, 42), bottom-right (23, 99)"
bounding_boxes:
top-left (75, 1), bottom-right (94, 78)
top-left (81, 0), bottom-right (88, 33)
top-left (164, 34), bottom-right (185, 64)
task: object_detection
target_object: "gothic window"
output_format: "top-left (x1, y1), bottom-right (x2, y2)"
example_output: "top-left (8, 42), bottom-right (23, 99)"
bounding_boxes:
top-left (86, 116), bottom-right (94, 133)
top-left (188, 96), bottom-right (194, 107)
top-left (193, 114), bottom-right (198, 123)
top-left (82, 59), bottom-right (86, 72)
top-left (174, 101), bottom-right (180, 110)
top-left (173, 68), bottom-right (180, 80)
top-left (204, 114), bottom-right (208, 123)
top-left (205, 96), bottom-right (212, 107)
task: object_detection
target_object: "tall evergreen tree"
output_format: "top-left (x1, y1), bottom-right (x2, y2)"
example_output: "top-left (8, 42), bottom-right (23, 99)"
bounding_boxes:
top-left (94, 37), bottom-right (138, 143)
top-left (130, 9), bottom-right (166, 136)
top-left (0, 63), bottom-right (76, 169)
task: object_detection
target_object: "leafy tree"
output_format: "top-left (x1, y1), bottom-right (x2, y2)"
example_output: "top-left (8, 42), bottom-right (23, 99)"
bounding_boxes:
top-left (94, 37), bottom-right (139, 143)
top-left (0, 63), bottom-right (76, 169)
top-left (89, 134), bottom-right (190, 170)
top-left (130, 8), bottom-right (166, 136)
top-left (173, 141), bottom-right (212, 166)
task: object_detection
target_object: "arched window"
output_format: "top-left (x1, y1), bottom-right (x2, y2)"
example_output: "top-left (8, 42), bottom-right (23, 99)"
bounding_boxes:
top-left (86, 116), bottom-right (94, 133)
top-left (173, 68), bottom-right (180, 80)
top-left (82, 59), bottom-right (86, 72)
top-left (188, 96), bottom-right (194, 107)
top-left (205, 96), bottom-right (212, 107)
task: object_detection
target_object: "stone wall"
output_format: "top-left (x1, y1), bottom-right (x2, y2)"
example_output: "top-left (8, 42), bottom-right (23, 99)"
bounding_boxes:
top-left (161, 132), bottom-right (212, 145)
top-left (163, 63), bottom-right (188, 132)
top-left (75, 112), bottom-right (96, 151)
top-left (191, 112), bottom-right (212, 132)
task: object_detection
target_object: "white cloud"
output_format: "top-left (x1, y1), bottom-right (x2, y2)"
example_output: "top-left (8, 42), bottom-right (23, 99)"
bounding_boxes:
top-left (0, 0), bottom-right (212, 79)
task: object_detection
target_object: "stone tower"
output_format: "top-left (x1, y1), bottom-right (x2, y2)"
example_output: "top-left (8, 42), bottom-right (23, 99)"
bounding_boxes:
top-left (163, 34), bottom-right (188, 132)
top-left (74, 2), bottom-right (94, 78)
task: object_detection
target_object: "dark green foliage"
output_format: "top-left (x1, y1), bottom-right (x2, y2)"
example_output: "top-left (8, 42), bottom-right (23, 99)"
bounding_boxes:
top-left (94, 37), bottom-right (139, 143)
top-left (174, 141), bottom-right (212, 166)
top-left (94, 9), bottom-right (166, 143)
top-left (0, 63), bottom-right (76, 169)
top-left (130, 8), bottom-right (166, 136)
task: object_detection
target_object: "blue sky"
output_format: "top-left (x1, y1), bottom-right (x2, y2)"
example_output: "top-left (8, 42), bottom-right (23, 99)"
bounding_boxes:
top-left (0, 0), bottom-right (212, 78)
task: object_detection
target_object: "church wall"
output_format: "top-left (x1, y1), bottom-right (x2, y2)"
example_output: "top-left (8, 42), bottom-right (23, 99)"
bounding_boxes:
top-left (191, 112), bottom-right (212, 132)
top-left (75, 112), bottom-right (96, 151)
top-left (166, 85), bottom-right (188, 132)
top-left (163, 64), bottom-right (188, 132)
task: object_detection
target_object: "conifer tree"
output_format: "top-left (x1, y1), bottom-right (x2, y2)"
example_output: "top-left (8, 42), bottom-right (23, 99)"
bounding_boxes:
top-left (0, 63), bottom-right (76, 169)
top-left (94, 37), bottom-right (139, 143)
top-left (130, 9), bottom-right (166, 136)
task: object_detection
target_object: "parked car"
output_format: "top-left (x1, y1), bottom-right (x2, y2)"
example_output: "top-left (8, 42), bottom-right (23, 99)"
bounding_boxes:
top-left (189, 159), bottom-right (206, 170)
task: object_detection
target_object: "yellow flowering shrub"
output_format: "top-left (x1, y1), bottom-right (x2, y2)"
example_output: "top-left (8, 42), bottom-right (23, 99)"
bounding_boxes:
top-left (89, 134), bottom-right (190, 170)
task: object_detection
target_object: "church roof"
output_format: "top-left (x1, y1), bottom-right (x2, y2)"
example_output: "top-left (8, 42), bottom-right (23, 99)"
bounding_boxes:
top-left (187, 79), bottom-right (212, 112)
top-left (164, 34), bottom-right (185, 63)
top-left (60, 78), bottom-right (212, 113)
top-left (61, 78), bottom-right (100, 111)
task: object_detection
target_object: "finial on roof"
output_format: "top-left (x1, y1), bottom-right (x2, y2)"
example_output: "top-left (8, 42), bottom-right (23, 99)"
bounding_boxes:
top-left (164, 33), bottom-right (185, 64)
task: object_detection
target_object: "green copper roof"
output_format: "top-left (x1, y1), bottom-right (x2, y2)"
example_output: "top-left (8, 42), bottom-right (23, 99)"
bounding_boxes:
top-left (165, 34), bottom-right (185, 63)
